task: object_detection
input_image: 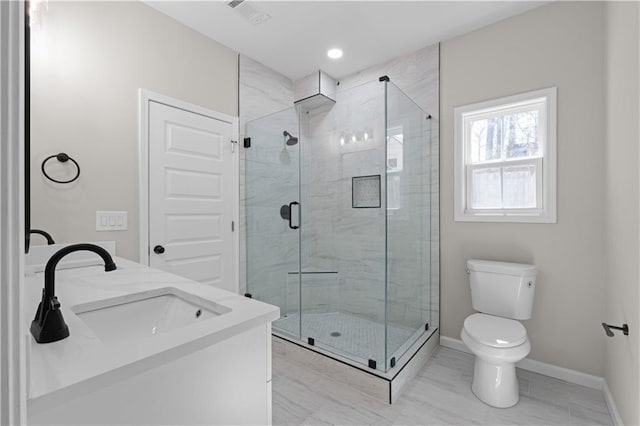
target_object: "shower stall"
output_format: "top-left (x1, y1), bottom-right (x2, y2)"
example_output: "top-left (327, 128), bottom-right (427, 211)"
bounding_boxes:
top-left (245, 77), bottom-right (436, 373)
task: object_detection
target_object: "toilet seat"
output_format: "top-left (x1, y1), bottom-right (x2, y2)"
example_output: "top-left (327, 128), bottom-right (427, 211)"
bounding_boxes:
top-left (463, 313), bottom-right (527, 348)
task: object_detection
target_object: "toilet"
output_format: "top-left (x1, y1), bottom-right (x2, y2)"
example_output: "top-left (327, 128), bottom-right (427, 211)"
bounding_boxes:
top-left (461, 259), bottom-right (537, 408)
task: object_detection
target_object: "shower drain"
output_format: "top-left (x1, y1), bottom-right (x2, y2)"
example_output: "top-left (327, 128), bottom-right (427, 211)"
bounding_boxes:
top-left (330, 331), bottom-right (341, 337)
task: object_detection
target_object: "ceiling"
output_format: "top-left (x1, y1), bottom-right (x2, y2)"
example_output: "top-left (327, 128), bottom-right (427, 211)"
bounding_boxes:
top-left (145, 1), bottom-right (547, 81)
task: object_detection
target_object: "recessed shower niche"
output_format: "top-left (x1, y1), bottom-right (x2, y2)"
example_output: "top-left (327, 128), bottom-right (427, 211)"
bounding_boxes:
top-left (244, 75), bottom-right (438, 401)
top-left (352, 175), bottom-right (381, 208)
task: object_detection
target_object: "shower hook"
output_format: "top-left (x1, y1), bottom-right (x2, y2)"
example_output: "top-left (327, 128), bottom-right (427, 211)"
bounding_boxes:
top-left (41, 152), bottom-right (81, 184)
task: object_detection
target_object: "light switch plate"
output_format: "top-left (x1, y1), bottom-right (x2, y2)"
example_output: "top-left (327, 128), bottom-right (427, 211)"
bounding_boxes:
top-left (96, 211), bottom-right (127, 231)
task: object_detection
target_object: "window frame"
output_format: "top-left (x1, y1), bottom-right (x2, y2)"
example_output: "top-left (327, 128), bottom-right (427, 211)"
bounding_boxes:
top-left (454, 87), bottom-right (557, 223)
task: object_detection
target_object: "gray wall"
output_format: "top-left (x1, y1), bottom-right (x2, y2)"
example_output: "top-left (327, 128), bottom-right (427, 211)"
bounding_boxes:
top-left (440, 1), bottom-right (607, 376)
top-left (604, 2), bottom-right (639, 424)
top-left (30, 1), bottom-right (238, 261)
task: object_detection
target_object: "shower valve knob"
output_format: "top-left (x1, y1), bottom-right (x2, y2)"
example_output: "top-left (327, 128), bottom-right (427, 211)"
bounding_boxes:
top-left (153, 245), bottom-right (165, 254)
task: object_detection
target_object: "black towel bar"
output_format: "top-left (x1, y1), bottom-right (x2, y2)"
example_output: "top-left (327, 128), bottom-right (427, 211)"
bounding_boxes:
top-left (602, 322), bottom-right (629, 337)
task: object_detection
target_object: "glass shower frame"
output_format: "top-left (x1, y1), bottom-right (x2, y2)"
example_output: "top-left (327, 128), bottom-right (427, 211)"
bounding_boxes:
top-left (245, 78), bottom-right (433, 373)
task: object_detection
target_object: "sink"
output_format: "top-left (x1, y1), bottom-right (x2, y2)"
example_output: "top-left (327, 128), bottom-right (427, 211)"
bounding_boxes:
top-left (71, 287), bottom-right (231, 343)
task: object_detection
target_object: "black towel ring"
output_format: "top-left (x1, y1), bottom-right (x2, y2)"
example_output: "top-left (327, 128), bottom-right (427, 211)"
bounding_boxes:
top-left (41, 153), bottom-right (81, 184)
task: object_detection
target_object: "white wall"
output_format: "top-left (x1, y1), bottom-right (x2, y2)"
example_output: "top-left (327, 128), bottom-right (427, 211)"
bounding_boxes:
top-left (440, 2), bottom-right (607, 376)
top-left (604, 2), bottom-right (640, 424)
top-left (30, 1), bottom-right (238, 261)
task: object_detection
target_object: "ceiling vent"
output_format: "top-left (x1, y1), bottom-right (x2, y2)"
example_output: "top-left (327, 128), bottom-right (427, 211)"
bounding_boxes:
top-left (226, 0), bottom-right (271, 26)
top-left (227, 0), bottom-right (244, 8)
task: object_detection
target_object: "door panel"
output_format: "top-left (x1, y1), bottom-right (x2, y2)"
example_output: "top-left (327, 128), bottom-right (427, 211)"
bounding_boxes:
top-left (165, 169), bottom-right (222, 200)
top-left (165, 214), bottom-right (221, 242)
top-left (149, 101), bottom-right (235, 291)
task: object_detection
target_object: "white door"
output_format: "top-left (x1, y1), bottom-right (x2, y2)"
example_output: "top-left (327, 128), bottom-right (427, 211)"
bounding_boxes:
top-left (148, 100), bottom-right (236, 291)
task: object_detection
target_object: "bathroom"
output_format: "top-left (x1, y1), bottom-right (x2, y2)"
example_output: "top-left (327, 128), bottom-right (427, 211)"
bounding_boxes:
top-left (0, 1), bottom-right (638, 425)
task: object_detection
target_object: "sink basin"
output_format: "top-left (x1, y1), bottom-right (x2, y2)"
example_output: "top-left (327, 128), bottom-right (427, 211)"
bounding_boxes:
top-left (71, 287), bottom-right (231, 343)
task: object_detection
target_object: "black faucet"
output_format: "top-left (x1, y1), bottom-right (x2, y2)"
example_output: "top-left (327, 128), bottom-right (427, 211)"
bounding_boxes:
top-left (30, 243), bottom-right (117, 344)
top-left (30, 229), bottom-right (55, 245)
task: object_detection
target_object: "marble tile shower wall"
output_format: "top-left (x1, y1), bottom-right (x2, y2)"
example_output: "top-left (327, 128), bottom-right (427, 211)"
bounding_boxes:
top-left (239, 44), bottom-right (440, 331)
top-left (301, 81), bottom-right (387, 323)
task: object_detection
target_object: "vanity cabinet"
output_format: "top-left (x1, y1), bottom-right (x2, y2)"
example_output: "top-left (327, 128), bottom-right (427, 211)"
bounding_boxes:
top-left (24, 252), bottom-right (278, 426)
top-left (28, 323), bottom-right (273, 425)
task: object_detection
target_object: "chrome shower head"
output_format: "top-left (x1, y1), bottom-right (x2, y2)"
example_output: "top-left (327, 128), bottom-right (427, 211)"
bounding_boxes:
top-left (283, 130), bottom-right (299, 146)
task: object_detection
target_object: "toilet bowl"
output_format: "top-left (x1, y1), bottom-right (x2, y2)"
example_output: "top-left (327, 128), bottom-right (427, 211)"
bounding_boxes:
top-left (461, 313), bottom-right (530, 408)
top-left (462, 259), bottom-right (537, 408)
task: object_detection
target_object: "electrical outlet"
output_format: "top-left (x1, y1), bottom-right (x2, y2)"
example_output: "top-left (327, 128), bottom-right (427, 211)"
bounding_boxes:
top-left (96, 211), bottom-right (127, 231)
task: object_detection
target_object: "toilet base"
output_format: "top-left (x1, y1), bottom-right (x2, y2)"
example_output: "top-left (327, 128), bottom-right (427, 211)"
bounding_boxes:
top-left (471, 357), bottom-right (519, 408)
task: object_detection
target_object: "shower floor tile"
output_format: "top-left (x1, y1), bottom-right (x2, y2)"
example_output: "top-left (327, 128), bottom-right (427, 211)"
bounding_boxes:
top-left (274, 312), bottom-right (417, 366)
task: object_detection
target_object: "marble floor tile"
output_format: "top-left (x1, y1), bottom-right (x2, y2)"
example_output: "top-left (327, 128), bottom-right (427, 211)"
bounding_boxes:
top-left (482, 394), bottom-right (571, 425)
top-left (272, 346), bottom-right (613, 426)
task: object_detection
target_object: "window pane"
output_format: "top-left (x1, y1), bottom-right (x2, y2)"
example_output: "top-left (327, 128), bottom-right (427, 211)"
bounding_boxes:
top-left (471, 167), bottom-right (501, 209)
top-left (469, 109), bottom-right (540, 163)
top-left (504, 110), bottom-right (540, 160)
top-left (503, 165), bottom-right (537, 208)
top-left (469, 119), bottom-right (502, 163)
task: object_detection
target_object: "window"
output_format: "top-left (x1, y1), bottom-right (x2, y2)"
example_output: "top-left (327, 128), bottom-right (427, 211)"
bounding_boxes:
top-left (454, 88), bottom-right (557, 223)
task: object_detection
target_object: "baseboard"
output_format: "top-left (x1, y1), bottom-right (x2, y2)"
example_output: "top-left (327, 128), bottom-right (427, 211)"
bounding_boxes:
top-left (440, 335), bottom-right (469, 354)
top-left (602, 380), bottom-right (624, 426)
top-left (440, 336), bottom-right (604, 390)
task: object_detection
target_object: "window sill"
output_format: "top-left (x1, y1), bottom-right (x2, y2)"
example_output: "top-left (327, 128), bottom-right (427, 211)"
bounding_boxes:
top-left (454, 210), bottom-right (557, 224)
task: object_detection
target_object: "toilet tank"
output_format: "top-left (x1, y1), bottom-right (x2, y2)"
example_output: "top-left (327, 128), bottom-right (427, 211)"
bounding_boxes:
top-left (467, 259), bottom-right (538, 320)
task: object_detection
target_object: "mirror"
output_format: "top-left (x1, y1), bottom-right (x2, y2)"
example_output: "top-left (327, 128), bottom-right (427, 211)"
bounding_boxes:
top-left (28, 1), bottom-right (238, 261)
top-left (25, 3), bottom-right (30, 254)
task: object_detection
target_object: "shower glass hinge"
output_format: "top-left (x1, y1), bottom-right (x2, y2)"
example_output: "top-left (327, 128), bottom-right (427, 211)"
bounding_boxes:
top-left (230, 140), bottom-right (238, 153)
top-left (368, 359), bottom-right (377, 369)
top-left (231, 221), bottom-right (235, 232)
top-left (243, 137), bottom-right (251, 148)
top-left (307, 337), bottom-right (315, 346)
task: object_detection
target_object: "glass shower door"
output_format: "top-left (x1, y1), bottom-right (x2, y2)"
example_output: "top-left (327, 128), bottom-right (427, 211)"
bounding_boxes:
top-left (385, 81), bottom-right (431, 369)
top-left (245, 107), bottom-right (301, 339)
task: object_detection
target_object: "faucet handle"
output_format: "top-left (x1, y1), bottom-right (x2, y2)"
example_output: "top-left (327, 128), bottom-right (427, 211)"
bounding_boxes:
top-left (49, 296), bottom-right (61, 310)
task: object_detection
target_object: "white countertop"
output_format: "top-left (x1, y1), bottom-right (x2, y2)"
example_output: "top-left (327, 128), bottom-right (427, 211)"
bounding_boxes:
top-left (24, 257), bottom-right (279, 413)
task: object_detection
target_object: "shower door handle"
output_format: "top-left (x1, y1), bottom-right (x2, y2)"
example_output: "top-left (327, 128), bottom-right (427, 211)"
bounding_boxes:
top-left (288, 201), bottom-right (299, 230)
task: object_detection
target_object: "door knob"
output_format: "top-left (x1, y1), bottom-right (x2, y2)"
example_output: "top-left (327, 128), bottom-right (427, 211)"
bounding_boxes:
top-left (153, 245), bottom-right (165, 254)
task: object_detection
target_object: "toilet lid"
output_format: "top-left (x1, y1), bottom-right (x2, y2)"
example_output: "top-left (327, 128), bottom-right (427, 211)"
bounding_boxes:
top-left (463, 313), bottom-right (527, 348)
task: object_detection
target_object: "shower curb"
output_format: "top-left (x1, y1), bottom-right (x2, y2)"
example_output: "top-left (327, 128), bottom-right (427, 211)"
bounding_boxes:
top-left (272, 329), bottom-right (439, 404)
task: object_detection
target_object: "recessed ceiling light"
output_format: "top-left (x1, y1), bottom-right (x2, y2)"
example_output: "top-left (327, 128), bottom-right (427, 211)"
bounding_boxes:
top-left (327, 48), bottom-right (343, 59)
